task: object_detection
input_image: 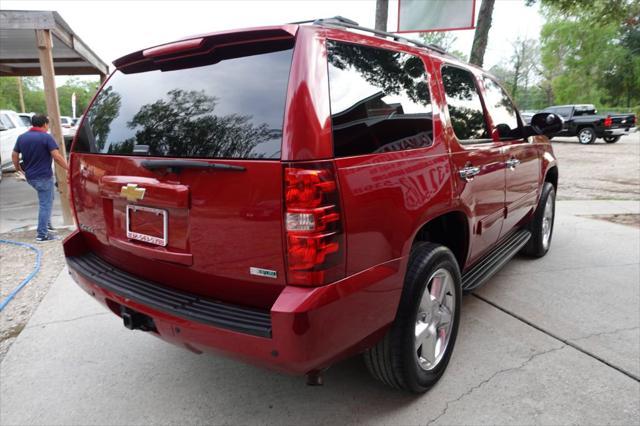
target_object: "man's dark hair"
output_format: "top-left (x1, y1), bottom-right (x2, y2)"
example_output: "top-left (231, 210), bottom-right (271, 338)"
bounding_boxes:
top-left (31, 114), bottom-right (49, 127)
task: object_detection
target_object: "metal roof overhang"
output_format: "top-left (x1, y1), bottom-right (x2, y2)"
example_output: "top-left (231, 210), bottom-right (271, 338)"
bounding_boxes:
top-left (0, 10), bottom-right (108, 76)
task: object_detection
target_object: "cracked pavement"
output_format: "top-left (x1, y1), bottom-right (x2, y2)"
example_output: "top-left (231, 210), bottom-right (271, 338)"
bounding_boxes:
top-left (1, 201), bottom-right (639, 425)
top-left (426, 345), bottom-right (567, 425)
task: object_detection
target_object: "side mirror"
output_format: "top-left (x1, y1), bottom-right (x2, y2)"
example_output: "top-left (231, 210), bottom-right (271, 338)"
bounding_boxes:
top-left (523, 113), bottom-right (563, 137)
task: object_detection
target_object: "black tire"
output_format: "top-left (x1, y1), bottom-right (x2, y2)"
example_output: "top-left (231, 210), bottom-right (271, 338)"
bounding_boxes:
top-left (364, 242), bottom-right (462, 393)
top-left (522, 182), bottom-right (556, 257)
top-left (577, 127), bottom-right (596, 144)
top-left (604, 136), bottom-right (621, 143)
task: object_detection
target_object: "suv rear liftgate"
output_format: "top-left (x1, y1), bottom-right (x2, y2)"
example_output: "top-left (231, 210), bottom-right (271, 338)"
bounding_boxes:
top-left (68, 28), bottom-right (296, 315)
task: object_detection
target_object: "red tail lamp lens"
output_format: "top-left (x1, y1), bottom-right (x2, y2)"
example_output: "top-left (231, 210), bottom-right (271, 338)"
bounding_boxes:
top-left (287, 233), bottom-right (339, 270)
top-left (283, 162), bottom-right (345, 286)
top-left (285, 168), bottom-right (336, 208)
top-left (604, 116), bottom-right (612, 127)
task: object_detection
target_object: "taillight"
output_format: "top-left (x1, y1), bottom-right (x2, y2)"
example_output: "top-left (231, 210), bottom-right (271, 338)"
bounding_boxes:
top-left (284, 162), bottom-right (345, 286)
top-left (604, 115), bottom-right (612, 127)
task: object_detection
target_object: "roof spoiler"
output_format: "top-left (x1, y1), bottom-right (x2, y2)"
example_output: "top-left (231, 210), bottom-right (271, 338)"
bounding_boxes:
top-left (113, 25), bottom-right (298, 69)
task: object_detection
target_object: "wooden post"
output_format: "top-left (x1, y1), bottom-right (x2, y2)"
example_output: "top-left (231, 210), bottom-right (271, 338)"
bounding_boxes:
top-left (36, 29), bottom-right (73, 226)
top-left (17, 77), bottom-right (26, 113)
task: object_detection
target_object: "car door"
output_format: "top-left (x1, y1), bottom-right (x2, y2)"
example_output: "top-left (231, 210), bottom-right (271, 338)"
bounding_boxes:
top-left (440, 66), bottom-right (507, 266)
top-left (481, 76), bottom-right (540, 237)
top-left (556, 106), bottom-right (573, 135)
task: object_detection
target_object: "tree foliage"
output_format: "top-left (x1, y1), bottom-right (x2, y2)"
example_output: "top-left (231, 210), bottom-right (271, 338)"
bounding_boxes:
top-left (0, 76), bottom-right (98, 116)
top-left (420, 32), bottom-right (467, 61)
top-left (328, 41), bottom-right (431, 107)
top-left (119, 89), bottom-right (274, 158)
top-left (535, 0), bottom-right (640, 110)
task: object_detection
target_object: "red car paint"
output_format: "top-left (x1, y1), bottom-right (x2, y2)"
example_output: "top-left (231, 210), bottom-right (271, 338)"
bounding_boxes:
top-left (64, 23), bottom-right (557, 375)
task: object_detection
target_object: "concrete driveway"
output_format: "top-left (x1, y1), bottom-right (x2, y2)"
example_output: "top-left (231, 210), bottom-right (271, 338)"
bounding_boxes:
top-left (0, 173), bottom-right (63, 233)
top-left (1, 201), bottom-right (639, 425)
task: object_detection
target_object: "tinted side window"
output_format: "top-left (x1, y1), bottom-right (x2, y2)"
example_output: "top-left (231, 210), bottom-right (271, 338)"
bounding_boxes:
top-left (441, 66), bottom-right (490, 141)
top-left (327, 41), bottom-right (433, 157)
top-left (482, 77), bottom-right (520, 139)
top-left (74, 42), bottom-right (293, 159)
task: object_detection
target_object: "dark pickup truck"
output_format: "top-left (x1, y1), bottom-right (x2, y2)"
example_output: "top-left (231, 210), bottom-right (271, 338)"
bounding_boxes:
top-left (541, 104), bottom-right (637, 144)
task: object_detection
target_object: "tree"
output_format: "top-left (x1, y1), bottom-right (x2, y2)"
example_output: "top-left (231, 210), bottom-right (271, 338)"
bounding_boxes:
top-left (420, 32), bottom-right (467, 61)
top-left (57, 78), bottom-right (99, 117)
top-left (24, 78), bottom-right (46, 113)
top-left (469, 0), bottom-right (496, 66)
top-left (328, 41), bottom-right (431, 106)
top-left (375, 0), bottom-right (389, 31)
top-left (508, 38), bottom-right (538, 101)
top-left (527, 0), bottom-right (639, 25)
top-left (119, 89), bottom-right (275, 158)
top-left (0, 77), bottom-right (20, 111)
top-left (531, 0), bottom-right (640, 111)
top-left (0, 76), bottom-right (99, 116)
top-left (85, 85), bottom-right (122, 151)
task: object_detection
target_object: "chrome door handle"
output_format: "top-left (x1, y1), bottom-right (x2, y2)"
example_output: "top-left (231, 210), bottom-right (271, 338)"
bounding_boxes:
top-left (459, 166), bottom-right (481, 182)
top-left (506, 158), bottom-right (520, 169)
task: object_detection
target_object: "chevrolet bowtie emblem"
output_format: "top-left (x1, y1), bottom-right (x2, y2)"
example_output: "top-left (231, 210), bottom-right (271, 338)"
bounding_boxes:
top-left (120, 184), bottom-right (146, 202)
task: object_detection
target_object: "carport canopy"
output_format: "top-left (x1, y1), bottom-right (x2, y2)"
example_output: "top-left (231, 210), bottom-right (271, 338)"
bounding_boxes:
top-left (0, 10), bottom-right (108, 77)
top-left (0, 10), bottom-right (109, 225)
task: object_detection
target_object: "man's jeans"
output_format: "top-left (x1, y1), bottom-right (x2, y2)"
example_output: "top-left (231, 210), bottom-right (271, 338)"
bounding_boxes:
top-left (27, 177), bottom-right (54, 238)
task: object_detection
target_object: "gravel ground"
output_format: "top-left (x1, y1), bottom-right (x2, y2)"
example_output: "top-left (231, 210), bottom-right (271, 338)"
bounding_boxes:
top-left (582, 213), bottom-right (640, 228)
top-left (551, 133), bottom-right (640, 200)
top-left (0, 229), bottom-right (71, 362)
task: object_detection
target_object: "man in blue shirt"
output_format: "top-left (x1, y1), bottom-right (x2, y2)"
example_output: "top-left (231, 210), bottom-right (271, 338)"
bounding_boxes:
top-left (12, 114), bottom-right (69, 242)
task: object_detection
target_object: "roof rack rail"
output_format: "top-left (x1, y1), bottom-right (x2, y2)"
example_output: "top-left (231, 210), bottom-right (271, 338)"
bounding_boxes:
top-left (289, 16), bottom-right (448, 56)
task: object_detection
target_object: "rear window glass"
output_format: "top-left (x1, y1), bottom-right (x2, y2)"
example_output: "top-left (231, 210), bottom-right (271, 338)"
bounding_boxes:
top-left (74, 43), bottom-right (293, 159)
top-left (327, 40), bottom-right (433, 157)
top-left (549, 107), bottom-right (573, 119)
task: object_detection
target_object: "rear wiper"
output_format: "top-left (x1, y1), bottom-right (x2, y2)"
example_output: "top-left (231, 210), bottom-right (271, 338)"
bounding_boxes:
top-left (140, 159), bottom-right (246, 173)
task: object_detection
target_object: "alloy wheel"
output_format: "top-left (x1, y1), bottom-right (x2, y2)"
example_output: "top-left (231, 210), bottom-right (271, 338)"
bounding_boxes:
top-left (542, 193), bottom-right (554, 250)
top-left (414, 268), bottom-right (456, 371)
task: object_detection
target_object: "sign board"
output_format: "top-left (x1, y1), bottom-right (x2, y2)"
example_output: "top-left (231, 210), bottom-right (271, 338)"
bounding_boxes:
top-left (397, 0), bottom-right (476, 33)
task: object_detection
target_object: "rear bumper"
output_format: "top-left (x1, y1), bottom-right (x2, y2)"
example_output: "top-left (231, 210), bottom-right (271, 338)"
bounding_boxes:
top-left (63, 230), bottom-right (403, 375)
top-left (604, 127), bottom-right (637, 137)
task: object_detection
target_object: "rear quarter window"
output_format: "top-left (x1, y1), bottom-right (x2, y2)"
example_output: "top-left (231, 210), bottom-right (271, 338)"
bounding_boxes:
top-left (326, 40), bottom-right (434, 157)
top-left (441, 66), bottom-right (490, 142)
top-left (74, 42), bottom-right (294, 159)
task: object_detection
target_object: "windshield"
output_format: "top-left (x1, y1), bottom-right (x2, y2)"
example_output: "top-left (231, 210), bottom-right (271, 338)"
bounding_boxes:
top-left (73, 42), bottom-right (293, 160)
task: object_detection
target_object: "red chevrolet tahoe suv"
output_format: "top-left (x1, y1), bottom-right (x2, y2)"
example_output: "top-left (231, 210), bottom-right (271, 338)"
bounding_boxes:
top-left (63, 17), bottom-right (561, 393)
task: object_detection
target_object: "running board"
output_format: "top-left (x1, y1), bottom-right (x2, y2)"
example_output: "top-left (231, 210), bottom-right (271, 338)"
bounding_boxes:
top-left (462, 229), bottom-right (531, 291)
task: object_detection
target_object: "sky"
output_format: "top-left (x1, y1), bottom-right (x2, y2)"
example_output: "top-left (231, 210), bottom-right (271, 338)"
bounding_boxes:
top-left (2, 0), bottom-right (544, 82)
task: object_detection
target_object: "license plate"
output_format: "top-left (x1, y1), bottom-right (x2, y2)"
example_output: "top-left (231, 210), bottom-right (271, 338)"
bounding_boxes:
top-left (126, 205), bottom-right (168, 247)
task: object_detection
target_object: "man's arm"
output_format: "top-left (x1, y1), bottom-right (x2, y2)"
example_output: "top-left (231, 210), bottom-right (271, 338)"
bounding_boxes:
top-left (50, 149), bottom-right (69, 171)
top-left (11, 151), bottom-right (23, 174)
